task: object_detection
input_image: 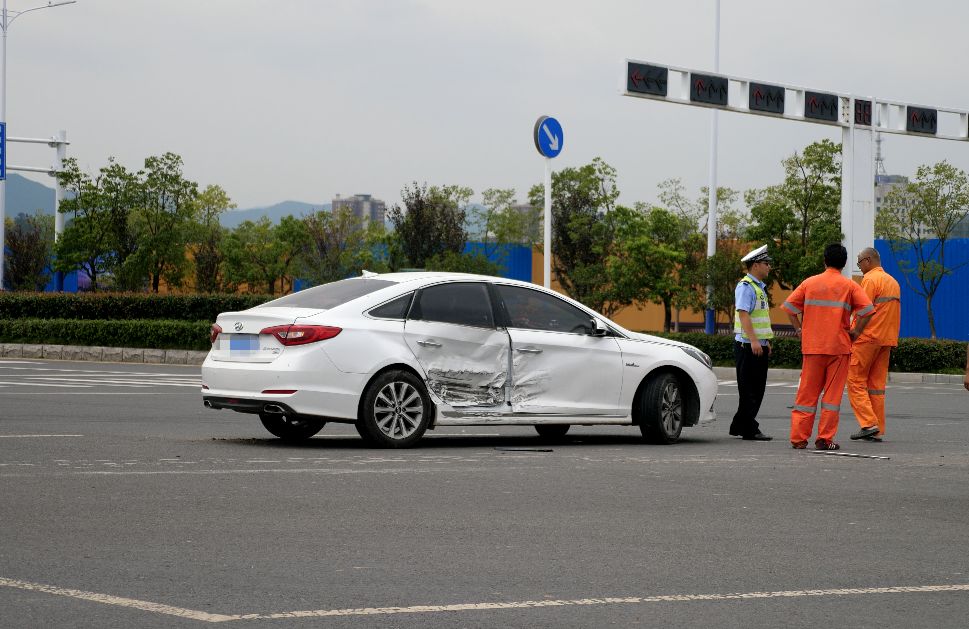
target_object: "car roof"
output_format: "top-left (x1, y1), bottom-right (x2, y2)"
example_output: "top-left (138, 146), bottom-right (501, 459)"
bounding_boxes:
top-left (368, 271), bottom-right (536, 288)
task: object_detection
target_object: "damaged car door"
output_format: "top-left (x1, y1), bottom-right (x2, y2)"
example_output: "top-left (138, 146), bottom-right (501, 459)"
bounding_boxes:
top-left (403, 281), bottom-right (511, 412)
top-left (494, 284), bottom-right (624, 416)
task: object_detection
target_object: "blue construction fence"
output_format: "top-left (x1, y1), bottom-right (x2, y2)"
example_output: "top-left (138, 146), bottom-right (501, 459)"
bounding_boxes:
top-left (875, 239), bottom-right (969, 341)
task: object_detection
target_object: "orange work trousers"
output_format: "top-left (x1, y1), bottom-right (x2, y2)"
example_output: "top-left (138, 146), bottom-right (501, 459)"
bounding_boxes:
top-left (847, 342), bottom-right (891, 437)
top-left (791, 354), bottom-right (849, 444)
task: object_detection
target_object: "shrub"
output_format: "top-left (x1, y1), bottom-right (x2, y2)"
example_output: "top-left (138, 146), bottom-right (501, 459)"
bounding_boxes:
top-left (0, 293), bottom-right (269, 322)
top-left (0, 318), bottom-right (211, 351)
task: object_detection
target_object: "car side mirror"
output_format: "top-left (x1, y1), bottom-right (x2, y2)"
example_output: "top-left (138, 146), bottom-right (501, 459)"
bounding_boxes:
top-left (590, 318), bottom-right (609, 337)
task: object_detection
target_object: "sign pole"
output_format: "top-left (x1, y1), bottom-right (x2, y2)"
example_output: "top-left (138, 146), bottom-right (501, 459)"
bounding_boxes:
top-left (704, 0), bottom-right (720, 335)
top-left (544, 157), bottom-right (551, 289)
top-left (533, 115), bottom-right (563, 290)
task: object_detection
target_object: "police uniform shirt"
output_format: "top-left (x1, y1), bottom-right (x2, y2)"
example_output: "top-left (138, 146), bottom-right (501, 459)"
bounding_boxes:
top-left (734, 275), bottom-right (769, 346)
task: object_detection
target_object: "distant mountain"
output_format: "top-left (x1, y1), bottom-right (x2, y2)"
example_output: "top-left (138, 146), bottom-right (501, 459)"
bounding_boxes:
top-left (3, 174), bottom-right (56, 217)
top-left (219, 201), bottom-right (330, 228)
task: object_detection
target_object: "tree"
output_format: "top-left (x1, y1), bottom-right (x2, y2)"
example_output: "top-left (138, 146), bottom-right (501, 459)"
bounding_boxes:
top-left (746, 139), bottom-right (843, 290)
top-left (656, 178), bottom-right (745, 325)
top-left (189, 185), bottom-right (235, 293)
top-left (299, 208), bottom-right (389, 286)
top-left (479, 187), bottom-right (541, 247)
top-left (96, 158), bottom-right (143, 290)
top-left (129, 153), bottom-right (199, 292)
top-left (55, 158), bottom-right (115, 291)
top-left (603, 205), bottom-right (686, 322)
top-left (3, 213), bottom-right (54, 291)
top-left (876, 161), bottom-right (969, 339)
top-left (527, 157), bottom-right (618, 310)
top-left (387, 183), bottom-right (470, 268)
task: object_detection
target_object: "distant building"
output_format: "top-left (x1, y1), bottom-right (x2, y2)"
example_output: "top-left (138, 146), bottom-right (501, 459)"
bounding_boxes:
top-left (332, 194), bottom-right (386, 225)
top-left (874, 174), bottom-right (907, 216)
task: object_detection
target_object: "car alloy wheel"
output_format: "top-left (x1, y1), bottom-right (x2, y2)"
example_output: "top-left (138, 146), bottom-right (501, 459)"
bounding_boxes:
top-left (359, 370), bottom-right (432, 448)
top-left (639, 372), bottom-right (685, 444)
top-left (373, 381), bottom-right (424, 440)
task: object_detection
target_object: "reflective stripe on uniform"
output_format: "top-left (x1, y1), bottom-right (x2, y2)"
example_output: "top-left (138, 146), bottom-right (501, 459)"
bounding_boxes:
top-left (855, 304), bottom-right (875, 317)
top-left (804, 298), bottom-right (851, 311)
top-left (875, 296), bottom-right (900, 303)
top-left (734, 277), bottom-right (774, 341)
top-left (793, 404), bottom-right (816, 413)
top-left (783, 301), bottom-right (802, 315)
top-left (821, 402), bottom-right (840, 412)
top-left (868, 389), bottom-right (886, 395)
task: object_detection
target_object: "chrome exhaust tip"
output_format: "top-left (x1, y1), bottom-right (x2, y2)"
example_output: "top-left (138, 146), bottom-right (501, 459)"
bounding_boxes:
top-left (263, 404), bottom-right (286, 414)
top-left (203, 399), bottom-right (213, 408)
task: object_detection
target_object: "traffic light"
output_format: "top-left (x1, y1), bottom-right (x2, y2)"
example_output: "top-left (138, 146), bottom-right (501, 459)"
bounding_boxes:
top-left (626, 62), bottom-right (667, 97)
top-left (690, 73), bottom-right (728, 107)
top-left (907, 106), bottom-right (937, 134)
top-left (749, 82), bottom-right (785, 114)
top-left (805, 91), bottom-right (838, 122)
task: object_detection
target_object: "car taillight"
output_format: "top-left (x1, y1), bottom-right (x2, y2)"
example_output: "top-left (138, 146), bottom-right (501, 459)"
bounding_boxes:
top-left (210, 323), bottom-right (223, 345)
top-left (260, 325), bottom-right (342, 346)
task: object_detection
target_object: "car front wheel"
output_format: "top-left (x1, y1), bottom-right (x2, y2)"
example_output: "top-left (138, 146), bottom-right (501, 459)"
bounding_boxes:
top-left (358, 370), bottom-right (432, 448)
top-left (259, 412), bottom-right (325, 442)
top-left (638, 373), bottom-right (684, 444)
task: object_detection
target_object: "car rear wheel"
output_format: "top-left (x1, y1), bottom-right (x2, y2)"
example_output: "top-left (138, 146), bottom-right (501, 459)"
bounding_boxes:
top-left (638, 373), bottom-right (684, 444)
top-left (259, 412), bottom-right (325, 442)
top-left (359, 370), bottom-right (432, 448)
top-left (534, 424), bottom-right (570, 440)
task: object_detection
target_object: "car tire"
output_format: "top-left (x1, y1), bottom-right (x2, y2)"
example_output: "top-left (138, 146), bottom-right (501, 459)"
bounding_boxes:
top-left (359, 370), bottom-right (432, 448)
top-left (638, 373), bottom-right (684, 445)
top-left (534, 424), bottom-right (570, 440)
top-left (259, 412), bottom-right (325, 442)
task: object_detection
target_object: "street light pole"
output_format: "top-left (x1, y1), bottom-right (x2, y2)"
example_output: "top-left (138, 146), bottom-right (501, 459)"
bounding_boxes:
top-left (0, 0), bottom-right (76, 291)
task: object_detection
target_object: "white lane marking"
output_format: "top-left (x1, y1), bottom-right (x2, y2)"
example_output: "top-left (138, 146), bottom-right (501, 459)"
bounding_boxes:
top-left (0, 434), bottom-right (83, 438)
top-left (0, 380), bottom-right (92, 388)
top-left (2, 578), bottom-right (967, 623)
top-left (243, 584), bottom-right (969, 620)
top-left (0, 361), bottom-right (42, 364)
top-left (0, 577), bottom-right (236, 623)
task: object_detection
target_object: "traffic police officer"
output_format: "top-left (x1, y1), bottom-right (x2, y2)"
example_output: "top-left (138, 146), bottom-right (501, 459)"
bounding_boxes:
top-left (729, 244), bottom-right (774, 441)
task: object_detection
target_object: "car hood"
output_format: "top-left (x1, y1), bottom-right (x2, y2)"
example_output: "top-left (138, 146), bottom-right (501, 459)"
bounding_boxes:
top-left (622, 331), bottom-right (694, 349)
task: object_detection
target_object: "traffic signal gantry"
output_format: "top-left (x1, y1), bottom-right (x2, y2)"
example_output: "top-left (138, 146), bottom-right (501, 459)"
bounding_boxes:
top-left (622, 59), bottom-right (969, 276)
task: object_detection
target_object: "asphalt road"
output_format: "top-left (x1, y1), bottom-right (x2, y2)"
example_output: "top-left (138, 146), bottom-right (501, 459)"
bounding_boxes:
top-left (1, 358), bottom-right (968, 628)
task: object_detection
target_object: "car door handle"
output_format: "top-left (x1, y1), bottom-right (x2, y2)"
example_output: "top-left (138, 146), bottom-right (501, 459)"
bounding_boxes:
top-left (416, 339), bottom-right (442, 348)
top-left (515, 347), bottom-right (543, 354)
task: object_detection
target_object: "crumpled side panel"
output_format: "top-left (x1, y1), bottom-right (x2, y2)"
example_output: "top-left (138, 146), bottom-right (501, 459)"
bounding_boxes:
top-left (425, 345), bottom-right (508, 407)
top-left (510, 351), bottom-right (549, 408)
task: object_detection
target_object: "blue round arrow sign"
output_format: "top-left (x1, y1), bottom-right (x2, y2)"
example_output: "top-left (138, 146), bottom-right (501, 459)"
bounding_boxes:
top-left (534, 116), bottom-right (563, 158)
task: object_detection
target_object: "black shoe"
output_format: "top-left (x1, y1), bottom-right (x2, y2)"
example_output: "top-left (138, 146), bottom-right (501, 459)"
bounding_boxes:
top-left (742, 432), bottom-right (773, 441)
top-left (862, 434), bottom-right (883, 442)
top-left (729, 430), bottom-right (741, 437)
top-left (850, 426), bottom-right (879, 440)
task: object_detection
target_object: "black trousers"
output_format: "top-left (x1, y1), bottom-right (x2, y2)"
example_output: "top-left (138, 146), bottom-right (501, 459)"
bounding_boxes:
top-left (730, 341), bottom-right (770, 437)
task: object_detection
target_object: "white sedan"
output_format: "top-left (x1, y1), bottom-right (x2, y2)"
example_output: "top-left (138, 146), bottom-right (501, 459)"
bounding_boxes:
top-left (201, 272), bottom-right (717, 447)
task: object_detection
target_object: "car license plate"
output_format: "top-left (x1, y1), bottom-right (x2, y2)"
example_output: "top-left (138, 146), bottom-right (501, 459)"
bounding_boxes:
top-left (229, 334), bottom-right (259, 353)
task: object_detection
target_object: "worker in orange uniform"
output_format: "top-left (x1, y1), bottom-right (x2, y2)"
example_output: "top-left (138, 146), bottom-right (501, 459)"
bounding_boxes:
top-left (847, 247), bottom-right (901, 442)
top-left (782, 244), bottom-right (875, 450)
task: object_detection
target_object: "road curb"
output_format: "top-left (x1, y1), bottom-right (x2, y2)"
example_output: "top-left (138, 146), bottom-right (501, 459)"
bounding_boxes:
top-left (0, 343), bottom-right (208, 365)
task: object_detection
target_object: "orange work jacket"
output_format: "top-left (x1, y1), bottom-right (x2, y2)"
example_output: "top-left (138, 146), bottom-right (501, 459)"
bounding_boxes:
top-left (783, 268), bottom-right (874, 355)
top-left (856, 266), bottom-right (901, 346)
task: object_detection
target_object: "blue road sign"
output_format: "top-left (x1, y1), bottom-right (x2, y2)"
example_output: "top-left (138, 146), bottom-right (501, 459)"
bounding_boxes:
top-left (533, 116), bottom-right (563, 158)
top-left (0, 122), bottom-right (6, 180)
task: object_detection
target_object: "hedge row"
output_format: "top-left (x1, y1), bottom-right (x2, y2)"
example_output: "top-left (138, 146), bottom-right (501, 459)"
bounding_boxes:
top-left (653, 332), bottom-right (968, 373)
top-left (0, 319), bottom-right (211, 351)
top-left (0, 293), bottom-right (271, 322)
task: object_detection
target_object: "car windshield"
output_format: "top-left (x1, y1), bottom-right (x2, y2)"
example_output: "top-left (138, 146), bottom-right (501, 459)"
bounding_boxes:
top-left (257, 278), bottom-right (396, 310)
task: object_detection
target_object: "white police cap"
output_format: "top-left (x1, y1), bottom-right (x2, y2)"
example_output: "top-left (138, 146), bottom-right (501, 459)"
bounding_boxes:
top-left (741, 244), bottom-right (771, 263)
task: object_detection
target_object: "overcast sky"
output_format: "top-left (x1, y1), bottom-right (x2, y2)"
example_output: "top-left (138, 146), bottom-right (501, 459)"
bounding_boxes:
top-left (8, 0), bottom-right (969, 211)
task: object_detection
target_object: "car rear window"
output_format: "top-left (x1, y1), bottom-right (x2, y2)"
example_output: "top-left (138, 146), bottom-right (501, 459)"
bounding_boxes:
top-left (258, 278), bottom-right (396, 310)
